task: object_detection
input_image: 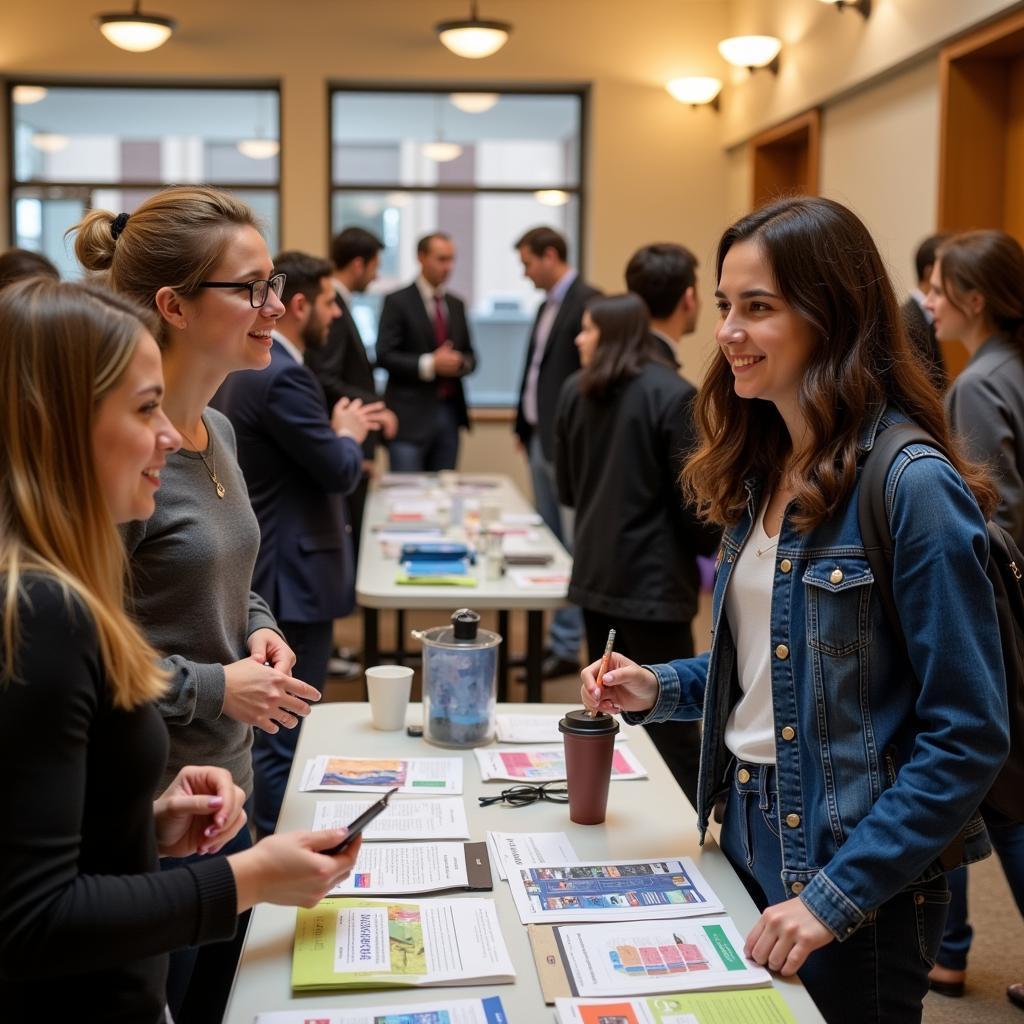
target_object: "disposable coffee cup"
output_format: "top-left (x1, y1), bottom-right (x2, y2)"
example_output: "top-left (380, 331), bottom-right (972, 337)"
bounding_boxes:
top-left (366, 665), bottom-right (413, 730)
top-left (559, 709), bottom-right (620, 824)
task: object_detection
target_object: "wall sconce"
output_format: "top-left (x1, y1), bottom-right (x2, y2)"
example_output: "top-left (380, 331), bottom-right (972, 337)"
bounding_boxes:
top-left (95, 0), bottom-right (175, 51)
top-left (819, 0), bottom-right (871, 16)
top-left (436, 2), bottom-right (511, 59)
top-left (666, 77), bottom-right (723, 111)
top-left (718, 35), bottom-right (782, 75)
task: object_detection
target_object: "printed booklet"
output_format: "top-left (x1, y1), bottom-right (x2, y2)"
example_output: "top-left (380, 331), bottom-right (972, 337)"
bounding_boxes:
top-left (254, 996), bottom-right (509, 1024)
top-left (300, 756), bottom-right (463, 795)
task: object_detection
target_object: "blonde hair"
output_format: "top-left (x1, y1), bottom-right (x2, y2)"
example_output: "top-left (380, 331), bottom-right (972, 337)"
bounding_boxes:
top-left (0, 278), bottom-right (168, 708)
top-left (71, 185), bottom-right (259, 345)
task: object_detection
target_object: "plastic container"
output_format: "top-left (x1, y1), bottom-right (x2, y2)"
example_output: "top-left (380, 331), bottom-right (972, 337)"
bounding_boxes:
top-left (412, 608), bottom-right (502, 748)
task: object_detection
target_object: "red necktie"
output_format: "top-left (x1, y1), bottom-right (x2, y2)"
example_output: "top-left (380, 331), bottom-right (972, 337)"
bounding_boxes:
top-left (433, 294), bottom-right (454, 399)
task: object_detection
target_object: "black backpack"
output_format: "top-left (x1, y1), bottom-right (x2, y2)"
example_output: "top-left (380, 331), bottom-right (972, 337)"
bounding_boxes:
top-left (858, 421), bottom-right (1024, 827)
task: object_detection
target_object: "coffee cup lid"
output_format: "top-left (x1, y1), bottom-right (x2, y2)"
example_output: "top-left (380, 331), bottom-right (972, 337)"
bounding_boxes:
top-left (559, 709), bottom-right (620, 736)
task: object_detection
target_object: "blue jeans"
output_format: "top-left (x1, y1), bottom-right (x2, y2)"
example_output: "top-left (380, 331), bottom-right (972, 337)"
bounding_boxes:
top-left (252, 619), bottom-right (334, 838)
top-left (388, 401), bottom-right (460, 472)
top-left (720, 761), bottom-right (949, 1024)
top-left (937, 818), bottom-right (1024, 970)
top-left (528, 432), bottom-right (582, 662)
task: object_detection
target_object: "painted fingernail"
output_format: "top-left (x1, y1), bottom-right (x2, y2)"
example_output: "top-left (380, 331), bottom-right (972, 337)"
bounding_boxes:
top-left (604, 672), bottom-right (615, 684)
top-left (207, 796), bottom-right (224, 808)
top-left (204, 826), bottom-right (217, 838)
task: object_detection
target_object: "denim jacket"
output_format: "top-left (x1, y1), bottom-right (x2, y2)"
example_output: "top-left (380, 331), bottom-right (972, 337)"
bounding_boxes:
top-left (627, 407), bottom-right (1010, 939)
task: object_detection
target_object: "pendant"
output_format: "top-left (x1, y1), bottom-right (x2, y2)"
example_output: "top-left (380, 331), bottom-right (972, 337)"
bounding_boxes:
top-left (216, 481), bottom-right (226, 499)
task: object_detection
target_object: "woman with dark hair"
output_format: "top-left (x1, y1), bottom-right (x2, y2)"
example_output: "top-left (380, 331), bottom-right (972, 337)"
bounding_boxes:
top-left (554, 293), bottom-right (719, 806)
top-left (580, 197), bottom-right (1009, 1023)
top-left (923, 229), bottom-right (1024, 1010)
top-left (0, 246), bottom-right (58, 289)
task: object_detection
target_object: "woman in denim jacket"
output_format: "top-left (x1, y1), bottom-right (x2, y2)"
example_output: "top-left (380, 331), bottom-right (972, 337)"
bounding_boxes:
top-left (581, 196), bottom-right (1010, 1024)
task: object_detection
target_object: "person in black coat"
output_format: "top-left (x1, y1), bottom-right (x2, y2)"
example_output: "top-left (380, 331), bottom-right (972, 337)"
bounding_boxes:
top-left (555, 292), bottom-right (720, 807)
top-left (901, 233), bottom-right (949, 393)
top-left (376, 232), bottom-right (476, 471)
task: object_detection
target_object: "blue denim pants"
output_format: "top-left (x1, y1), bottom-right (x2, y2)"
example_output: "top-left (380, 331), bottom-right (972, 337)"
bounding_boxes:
top-left (719, 761), bottom-right (950, 1024)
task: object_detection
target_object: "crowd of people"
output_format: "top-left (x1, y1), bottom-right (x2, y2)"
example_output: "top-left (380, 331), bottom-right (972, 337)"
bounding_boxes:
top-left (0, 187), bottom-right (1021, 1024)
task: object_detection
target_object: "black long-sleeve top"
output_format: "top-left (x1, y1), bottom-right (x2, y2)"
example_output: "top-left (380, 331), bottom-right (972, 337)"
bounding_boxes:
top-left (0, 576), bottom-right (238, 1022)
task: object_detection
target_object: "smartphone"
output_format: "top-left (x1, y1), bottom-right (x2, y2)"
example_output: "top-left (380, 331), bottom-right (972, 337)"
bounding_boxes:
top-left (322, 786), bottom-right (399, 856)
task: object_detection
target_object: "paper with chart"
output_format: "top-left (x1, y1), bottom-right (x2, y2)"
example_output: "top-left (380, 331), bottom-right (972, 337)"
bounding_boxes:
top-left (312, 797), bottom-right (470, 841)
top-left (553, 917), bottom-right (771, 996)
top-left (326, 842), bottom-right (491, 896)
top-left (495, 714), bottom-right (629, 745)
top-left (508, 857), bottom-right (723, 924)
top-left (254, 995), bottom-right (510, 1024)
top-left (300, 756), bottom-right (463, 795)
top-left (486, 830), bottom-right (580, 881)
top-left (476, 745), bottom-right (646, 783)
top-left (292, 897), bottom-right (515, 991)
top-left (554, 990), bottom-right (797, 1024)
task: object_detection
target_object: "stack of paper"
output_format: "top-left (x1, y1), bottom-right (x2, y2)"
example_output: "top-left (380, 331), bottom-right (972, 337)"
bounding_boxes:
top-left (326, 842), bottom-right (492, 897)
top-left (313, 798), bottom-right (470, 841)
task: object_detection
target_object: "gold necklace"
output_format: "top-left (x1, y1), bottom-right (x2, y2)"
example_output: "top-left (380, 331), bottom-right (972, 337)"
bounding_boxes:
top-left (178, 422), bottom-right (225, 499)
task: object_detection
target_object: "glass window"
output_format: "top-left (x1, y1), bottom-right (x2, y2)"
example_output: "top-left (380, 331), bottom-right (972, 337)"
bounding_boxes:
top-left (9, 83), bottom-right (281, 275)
top-left (330, 89), bottom-right (585, 408)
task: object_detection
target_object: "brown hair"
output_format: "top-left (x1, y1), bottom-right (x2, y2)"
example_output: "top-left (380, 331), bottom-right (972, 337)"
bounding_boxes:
top-left (579, 292), bottom-right (664, 400)
top-left (0, 278), bottom-right (167, 707)
top-left (936, 230), bottom-right (1024, 350)
top-left (70, 185), bottom-right (259, 344)
top-left (0, 248), bottom-right (59, 291)
top-left (515, 226), bottom-right (568, 263)
top-left (683, 196), bottom-right (996, 531)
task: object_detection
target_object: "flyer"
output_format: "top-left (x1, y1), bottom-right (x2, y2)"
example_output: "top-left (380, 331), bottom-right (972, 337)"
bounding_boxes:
top-left (300, 756), bottom-right (464, 795)
top-left (507, 857), bottom-right (723, 924)
top-left (475, 746), bottom-right (646, 783)
top-left (485, 830), bottom-right (580, 881)
top-left (312, 797), bottom-right (470, 841)
top-left (327, 842), bottom-right (492, 896)
top-left (292, 898), bottom-right (516, 992)
top-left (254, 995), bottom-right (509, 1024)
top-left (554, 990), bottom-right (797, 1024)
top-left (495, 714), bottom-right (628, 745)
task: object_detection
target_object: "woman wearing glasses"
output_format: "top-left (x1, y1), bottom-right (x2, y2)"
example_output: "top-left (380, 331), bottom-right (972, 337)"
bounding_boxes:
top-left (73, 187), bottom-right (376, 1024)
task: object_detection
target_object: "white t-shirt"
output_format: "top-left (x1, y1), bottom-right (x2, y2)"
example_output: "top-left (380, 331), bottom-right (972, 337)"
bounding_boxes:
top-left (724, 502), bottom-right (778, 764)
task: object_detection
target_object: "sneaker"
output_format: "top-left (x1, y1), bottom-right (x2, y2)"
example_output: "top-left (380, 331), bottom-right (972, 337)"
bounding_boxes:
top-left (327, 655), bottom-right (362, 679)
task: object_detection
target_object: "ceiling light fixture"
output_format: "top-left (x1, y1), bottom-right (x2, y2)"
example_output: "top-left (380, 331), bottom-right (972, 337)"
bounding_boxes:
top-left (666, 77), bottom-right (723, 110)
top-left (31, 132), bottom-right (70, 153)
top-left (819, 0), bottom-right (871, 16)
top-left (534, 190), bottom-right (570, 207)
top-left (12, 85), bottom-right (48, 105)
top-left (718, 35), bottom-right (782, 74)
top-left (422, 141), bottom-right (464, 163)
top-left (436, 2), bottom-right (511, 59)
top-left (96, 0), bottom-right (175, 52)
top-left (236, 139), bottom-right (280, 160)
top-left (449, 92), bottom-right (500, 114)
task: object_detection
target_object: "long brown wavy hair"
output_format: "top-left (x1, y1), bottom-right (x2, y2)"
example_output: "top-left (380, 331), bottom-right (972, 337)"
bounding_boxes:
top-left (683, 196), bottom-right (996, 531)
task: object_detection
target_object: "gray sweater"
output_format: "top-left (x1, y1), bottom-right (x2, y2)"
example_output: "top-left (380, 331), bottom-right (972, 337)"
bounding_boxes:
top-left (123, 407), bottom-right (279, 796)
top-left (946, 334), bottom-right (1024, 548)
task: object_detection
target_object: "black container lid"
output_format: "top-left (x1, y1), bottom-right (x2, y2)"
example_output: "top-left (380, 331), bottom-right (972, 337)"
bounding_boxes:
top-left (559, 709), bottom-right (620, 736)
top-left (451, 608), bottom-right (480, 641)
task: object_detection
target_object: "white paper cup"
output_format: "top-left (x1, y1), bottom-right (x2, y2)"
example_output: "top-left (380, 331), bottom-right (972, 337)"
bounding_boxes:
top-left (366, 665), bottom-right (413, 730)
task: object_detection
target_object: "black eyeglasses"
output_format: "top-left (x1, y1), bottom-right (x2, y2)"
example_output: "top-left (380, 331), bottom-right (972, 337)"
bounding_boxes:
top-left (478, 781), bottom-right (569, 807)
top-left (197, 273), bottom-right (287, 309)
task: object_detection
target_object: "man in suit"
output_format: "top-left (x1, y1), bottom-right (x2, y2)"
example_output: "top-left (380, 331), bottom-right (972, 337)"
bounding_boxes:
top-left (514, 226), bottom-right (601, 678)
top-left (376, 232), bottom-right (476, 471)
top-left (213, 250), bottom-right (381, 837)
top-left (625, 242), bottom-right (722, 806)
top-left (902, 233), bottom-right (950, 392)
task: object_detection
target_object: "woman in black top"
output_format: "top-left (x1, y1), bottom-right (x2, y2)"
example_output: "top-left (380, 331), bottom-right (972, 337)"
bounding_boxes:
top-left (0, 279), bottom-right (361, 1023)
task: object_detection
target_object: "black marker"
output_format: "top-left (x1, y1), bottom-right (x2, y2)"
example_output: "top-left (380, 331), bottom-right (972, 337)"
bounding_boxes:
top-left (322, 786), bottom-right (400, 855)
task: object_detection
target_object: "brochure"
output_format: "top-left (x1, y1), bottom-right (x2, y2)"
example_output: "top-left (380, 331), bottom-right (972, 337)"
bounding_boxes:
top-left (254, 995), bottom-right (510, 1024)
top-left (554, 990), bottom-right (797, 1024)
top-left (327, 842), bottom-right (492, 896)
top-left (485, 830), bottom-right (580, 881)
top-left (508, 570), bottom-right (571, 590)
top-left (507, 857), bottom-right (723, 924)
top-left (476, 746), bottom-right (647, 784)
top-left (300, 756), bottom-right (464, 795)
top-left (292, 897), bottom-right (516, 992)
top-left (529, 917), bottom-right (772, 1001)
top-left (495, 714), bottom-right (628, 745)
top-left (313, 797), bottom-right (470, 841)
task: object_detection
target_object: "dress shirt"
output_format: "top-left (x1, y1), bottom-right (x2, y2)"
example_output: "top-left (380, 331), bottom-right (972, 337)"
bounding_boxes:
top-left (272, 328), bottom-right (303, 366)
top-left (415, 274), bottom-right (448, 382)
top-left (523, 267), bottom-right (578, 426)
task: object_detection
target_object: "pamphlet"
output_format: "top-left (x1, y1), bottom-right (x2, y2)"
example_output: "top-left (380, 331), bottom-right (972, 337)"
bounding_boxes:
top-left (508, 570), bottom-right (571, 590)
top-left (485, 830), bottom-right (580, 881)
top-left (300, 756), bottom-right (464, 795)
top-left (476, 746), bottom-right (647, 783)
top-left (327, 841), bottom-right (492, 896)
top-left (292, 897), bottom-right (516, 991)
top-left (529, 917), bottom-right (771, 1000)
top-left (313, 797), bottom-right (470, 841)
top-left (495, 714), bottom-right (628, 745)
top-left (554, 990), bottom-right (797, 1024)
top-left (254, 995), bottom-right (510, 1024)
top-left (507, 857), bottom-right (723, 924)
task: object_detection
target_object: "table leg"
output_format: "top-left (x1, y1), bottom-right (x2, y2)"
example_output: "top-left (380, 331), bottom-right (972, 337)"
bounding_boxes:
top-left (526, 609), bottom-right (544, 703)
top-left (395, 609), bottom-right (407, 665)
top-left (497, 609), bottom-right (510, 702)
top-left (362, 608), bottom-right (379, 699)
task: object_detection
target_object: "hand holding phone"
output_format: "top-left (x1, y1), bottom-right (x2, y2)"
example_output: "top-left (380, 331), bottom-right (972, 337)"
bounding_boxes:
top-left (321, 786), bottom-right (399, 856)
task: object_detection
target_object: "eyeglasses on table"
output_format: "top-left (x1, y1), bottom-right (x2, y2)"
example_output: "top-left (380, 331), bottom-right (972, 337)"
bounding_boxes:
top-left (478, 780), bottom-right (569, 807)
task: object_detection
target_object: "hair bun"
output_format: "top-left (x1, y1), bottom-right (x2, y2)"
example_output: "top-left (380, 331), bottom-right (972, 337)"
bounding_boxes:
top-left (70, 209), bottom-right (119, 273)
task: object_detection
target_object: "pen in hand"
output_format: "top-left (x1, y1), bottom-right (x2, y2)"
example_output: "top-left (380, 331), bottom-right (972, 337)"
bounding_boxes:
top-left (590, 627), bottom-right (616, 716)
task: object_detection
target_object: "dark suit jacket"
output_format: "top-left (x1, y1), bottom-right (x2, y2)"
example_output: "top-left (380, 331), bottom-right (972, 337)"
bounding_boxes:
top-left (212, 340), bottom-right (363, 623)
top-left (901, 296), bottom-right (948, 393)
top-left (515, 274), bottom-right (602, 460)
top-left (304, 290), bottom-right (380, 458)
top-left (375, 282), bottom-right (476, 446)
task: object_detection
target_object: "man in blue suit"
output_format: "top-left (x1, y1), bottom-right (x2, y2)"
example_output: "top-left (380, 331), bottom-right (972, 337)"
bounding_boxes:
top-left (213, 251), bottom-right (382, 836)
